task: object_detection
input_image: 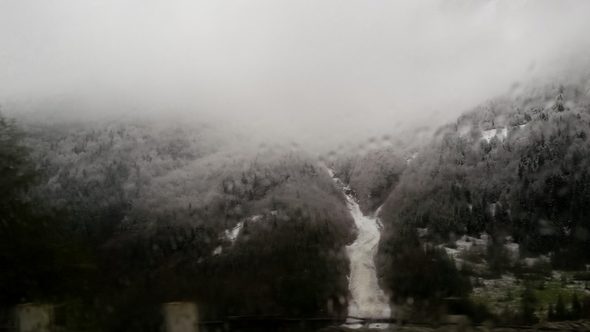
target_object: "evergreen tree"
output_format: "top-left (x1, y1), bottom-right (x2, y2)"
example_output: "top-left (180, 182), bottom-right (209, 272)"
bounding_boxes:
top-left (0, 113), bottom-right (92, 306)
top-left (520, 282), bottom-right (538, 324)
top-left (555, 294), bottom-right (566, 321)
top-left (572, 293), bottom-right (582, 319)
top-left (554, 85), bottom-right (565, 112)
top-left (0, 113), bottom-right (36, 216)
top-left (547, 303), bottom-right (555, 321)
top-left (582, 296), bottom-right (590, 319)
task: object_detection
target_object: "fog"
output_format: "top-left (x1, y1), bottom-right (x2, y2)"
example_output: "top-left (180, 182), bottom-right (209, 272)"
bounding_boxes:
top-left (1, 0), bottom-right (590, 148)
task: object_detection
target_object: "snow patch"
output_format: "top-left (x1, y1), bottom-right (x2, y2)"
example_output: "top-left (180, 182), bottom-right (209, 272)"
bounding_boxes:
top-left (441, 234), bottom-right (491, 260)
top-left (222, 215), bottom-right (264, 244)
top-left (523, 255), bottom-right (550, 267)
top-left (326, 166), bottom-right (392, 321)
top-left (455, 237), bottom-right (474, 251)
top-left (444, 247), bottom-right (460, 259)
top-left (482, 129), bottom-right (497, 142)
top-left (213, 214), bottom-right (267, 256)
top-left (250, 215), bottom-right (263, 222)
top-left (225, 222), bottom-right (243, 243)
top-left (417, 227), bottom-right (429, 238)
top-left (406, 152), bottom-right (418, 165)
top-left (504, 242), bottom-right (520, 263)
top-left (498, 127), bottom-right (508, 140)
top-left (482, 128), bottom-right (508, 143)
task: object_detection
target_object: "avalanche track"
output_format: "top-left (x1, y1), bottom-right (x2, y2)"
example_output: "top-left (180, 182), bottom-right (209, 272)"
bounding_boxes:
top-left (326, 167), bottom-right (392, 329)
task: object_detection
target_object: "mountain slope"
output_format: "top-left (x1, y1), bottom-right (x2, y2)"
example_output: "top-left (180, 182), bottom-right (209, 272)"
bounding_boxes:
top-left (374, 79), bottom-right (590, 321)
top-left (14, 119), bottom-right (356, 329)
top-left (380, 80), bottom-right (590, 257)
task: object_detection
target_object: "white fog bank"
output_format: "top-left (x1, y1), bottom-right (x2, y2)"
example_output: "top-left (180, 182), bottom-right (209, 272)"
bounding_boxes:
top-left (2, 0), bottom-right (590, 148)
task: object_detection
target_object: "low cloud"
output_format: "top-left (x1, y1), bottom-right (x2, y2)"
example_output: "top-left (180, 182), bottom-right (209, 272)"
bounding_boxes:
top-left (2, 0), bottom-right (590, 148)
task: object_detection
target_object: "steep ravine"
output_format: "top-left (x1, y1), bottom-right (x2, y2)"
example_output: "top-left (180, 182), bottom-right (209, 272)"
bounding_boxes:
top-left (326, 167), bottom-right (392, 328)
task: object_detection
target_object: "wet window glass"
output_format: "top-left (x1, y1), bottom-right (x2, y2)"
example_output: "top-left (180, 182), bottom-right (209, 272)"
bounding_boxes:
top-left (2, 1), bottom-right (590, 331)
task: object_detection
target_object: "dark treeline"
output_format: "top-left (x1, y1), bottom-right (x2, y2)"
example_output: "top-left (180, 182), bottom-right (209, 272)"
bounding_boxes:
top-left (0, 115), bottom-right (354, 331)
top-left (4, 77), bottom-right (590, 329)
top-left (375, 80), bottom-right (590, 323)
top-left (330, 146), bottom-right (407, 214)
top-left (380, 81), bottom-right (590, 264)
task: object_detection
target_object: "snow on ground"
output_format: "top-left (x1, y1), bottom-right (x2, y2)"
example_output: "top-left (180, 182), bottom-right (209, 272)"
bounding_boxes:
top-left (417, 227), bottom-right (429, 238)
top-left (498, 127), bottom-right (508, 140)
top-left (212, 214), bottom-right (265, 255)
top-left (344, 198), bottom-right (391, 320)
top-left (456, 234), bottom-right (490, 249)
top-left (225, 221), bottom-right (244, 242)
top-left (443, 247), bottom-right (460, 260)
top-left (325, 166), bottom-right (392, 325)
top-left (223, 214), bottom-right (264, 243)
top-left (482, 127), bottom-right (508, 143)
top-left (439, 234), bottom-right (492, 270)
top-left (480, 124), bottom-right (533, 143)
top-left (455, 237), bottom-right (474, 251)
top-left (482, 129), bottom-right (497, 142)
top-left (212, 246), bottom-right (223, 256)
top-left (504, 242), bottom-right (520, 263)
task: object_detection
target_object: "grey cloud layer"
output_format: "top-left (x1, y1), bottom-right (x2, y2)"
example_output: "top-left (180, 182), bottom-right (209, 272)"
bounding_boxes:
top-left (1, 0), bottom-right (589, 146)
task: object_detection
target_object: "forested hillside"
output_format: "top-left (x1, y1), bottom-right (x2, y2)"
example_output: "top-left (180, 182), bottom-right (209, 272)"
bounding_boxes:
top-left (376, 78), bottom-right (590, 322)
top-left (5, 76), bottom-right (590, 328)
top-left (330, 147), bottom-right (407, 214)
top-left (1, 117), bottom-right (355, 331)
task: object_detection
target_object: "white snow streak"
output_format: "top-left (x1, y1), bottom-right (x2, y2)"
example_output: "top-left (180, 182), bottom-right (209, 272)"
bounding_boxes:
top-left (482, 127), bottom-right (509, 143)
top-left (325, 166), bottom-right (392, 326)
top-left (225, 221), bottom-right (244, 242)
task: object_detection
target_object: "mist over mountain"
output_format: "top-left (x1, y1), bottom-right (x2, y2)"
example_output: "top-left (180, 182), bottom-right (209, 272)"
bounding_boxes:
top-left (4, 69), bottom-right (590, 329)
top-left (372, 75), bottom-right (590, 322)
top-left (4, 1), bottom-right (590, 331)
top-left (3, 0), bottom-right (590, 149)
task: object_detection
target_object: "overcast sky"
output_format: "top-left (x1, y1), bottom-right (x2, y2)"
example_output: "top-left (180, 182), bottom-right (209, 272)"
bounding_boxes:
top-left (1, 0), bottom-right (590, 146)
